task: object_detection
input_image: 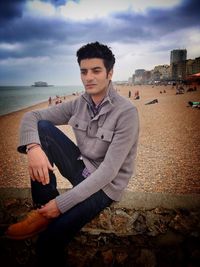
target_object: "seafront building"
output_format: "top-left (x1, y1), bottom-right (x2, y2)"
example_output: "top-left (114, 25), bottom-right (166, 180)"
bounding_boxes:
top-left (170, 49), bottom-right (187, 64)
top-left (133, 69), bottom-right (145, 84)
top-left (170, 49), bottom-right (200, 81)
top-left (186, 57), bottom-right (200, 75)
top-left (130, 49), bottom-right (199, 85)
top-left (152, 65), bottom-right (170, 82)
top-left (170, 49), bottom-right (187, 81)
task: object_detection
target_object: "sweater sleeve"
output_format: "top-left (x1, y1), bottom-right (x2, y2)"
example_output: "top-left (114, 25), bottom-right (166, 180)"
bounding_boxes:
top-left (18, 101), bottom-right (74, 153)
top-left (56, 106), bottom-right (139, 213)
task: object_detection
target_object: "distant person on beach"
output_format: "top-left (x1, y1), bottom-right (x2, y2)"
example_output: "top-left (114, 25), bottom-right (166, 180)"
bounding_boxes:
top-left (188, 101), bottom-right (200, 108)
top-left (48, 97), bottom-right (52, 106)
top-left (134, 90), bottom-right (140, 100)
top-left (6, 41), bottom-right (139, 266)
top-left (145, 99), bottom-right (158, 105)
top-left (55, 95), bottom-right (62, 104)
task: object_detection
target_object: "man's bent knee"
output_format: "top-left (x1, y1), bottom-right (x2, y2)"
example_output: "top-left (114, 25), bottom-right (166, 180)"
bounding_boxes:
top-left (38, 120), bottom-right (53, 131)
top-left (38, 120), bottom-right (56, 141)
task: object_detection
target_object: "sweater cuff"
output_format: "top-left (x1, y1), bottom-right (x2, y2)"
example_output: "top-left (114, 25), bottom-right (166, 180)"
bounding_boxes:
top-left (18, 133), bottom-right (41, 153)
top-left (55, 190), bottom-right (76, 214)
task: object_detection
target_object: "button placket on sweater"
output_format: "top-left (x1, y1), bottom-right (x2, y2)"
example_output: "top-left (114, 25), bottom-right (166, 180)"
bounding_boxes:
top-left (87, 120), bottom-right (97, 137)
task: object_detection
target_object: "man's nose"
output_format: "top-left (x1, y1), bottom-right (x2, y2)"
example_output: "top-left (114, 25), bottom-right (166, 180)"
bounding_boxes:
top-left (85, 71), bottom-right (94, 81)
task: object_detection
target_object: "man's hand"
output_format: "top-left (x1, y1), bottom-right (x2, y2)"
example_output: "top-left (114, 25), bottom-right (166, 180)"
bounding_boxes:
top-left (27, 145), bottom-right (54, 185)
top-left (38, 199), bottom-right (61, 219)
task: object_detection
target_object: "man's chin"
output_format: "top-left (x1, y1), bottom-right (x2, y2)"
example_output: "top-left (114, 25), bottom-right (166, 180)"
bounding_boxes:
top-left (85, 88), bottom-right (97, 95)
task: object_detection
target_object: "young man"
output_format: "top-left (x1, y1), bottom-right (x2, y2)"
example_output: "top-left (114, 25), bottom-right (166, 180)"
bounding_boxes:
top-left (6, 42), bottom-right (139, 266)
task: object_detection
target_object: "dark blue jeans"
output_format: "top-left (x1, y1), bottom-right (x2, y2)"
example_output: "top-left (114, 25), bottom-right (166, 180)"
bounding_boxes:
top-left (33, 121), bottom-right (113, 267)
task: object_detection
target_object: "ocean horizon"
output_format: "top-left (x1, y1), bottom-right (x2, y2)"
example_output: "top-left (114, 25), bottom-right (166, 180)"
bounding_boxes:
top-left (0, 85), bottom-right (84, 116)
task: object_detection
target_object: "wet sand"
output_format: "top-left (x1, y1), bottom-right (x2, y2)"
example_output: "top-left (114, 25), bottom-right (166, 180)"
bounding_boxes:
top-left (0, 85), bottom-right (199, 194)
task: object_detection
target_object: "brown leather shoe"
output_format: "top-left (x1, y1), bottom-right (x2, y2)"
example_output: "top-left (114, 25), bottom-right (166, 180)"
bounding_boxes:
top-left (6, 210), bottom-right (51, 240)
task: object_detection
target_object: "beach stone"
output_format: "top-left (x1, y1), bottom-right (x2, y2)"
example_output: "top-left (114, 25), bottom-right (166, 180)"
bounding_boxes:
top-left (115, 250), bottom-right (129, 264)
top-left (169, 213), bottom-right (198, 233)
top-left (101, 249), bottom-right (114, 265)
top-left (132, 213), bottom-right (148, 234)
top-left (190, 249), bottom-right (200, 262)
top-left (145, 211), bottom-right (169, 236)
top-left (83, 207), bottom-right (112, 232)
top-left (136, 249), bottom-right (156, 267)
top-left (99, 208), bottom-right (112, 230)
top-left (156, 230), bottom-right (184, 247)
top-left (111, 210), bottom-right (130, 233)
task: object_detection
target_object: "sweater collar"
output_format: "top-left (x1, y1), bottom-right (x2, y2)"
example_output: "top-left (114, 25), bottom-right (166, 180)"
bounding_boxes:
top-left (82, 81), bottom-right (116, 106)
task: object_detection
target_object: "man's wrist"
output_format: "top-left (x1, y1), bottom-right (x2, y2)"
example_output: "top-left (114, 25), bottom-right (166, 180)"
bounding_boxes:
top-left (26, 144), bottom-right (41, 153)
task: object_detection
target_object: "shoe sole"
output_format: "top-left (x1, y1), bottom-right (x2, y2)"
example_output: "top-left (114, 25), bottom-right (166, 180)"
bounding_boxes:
top-left (5, 226), bottom-right (48, 240)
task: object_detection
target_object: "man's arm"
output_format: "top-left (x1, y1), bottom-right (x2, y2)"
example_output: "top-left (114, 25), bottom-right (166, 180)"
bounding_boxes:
top-left (18, 100), bottom-right (74, 184)
top-left (56, 106), bottom-right (139, 213)
top-left (18, 100), bottom-right (74, 153)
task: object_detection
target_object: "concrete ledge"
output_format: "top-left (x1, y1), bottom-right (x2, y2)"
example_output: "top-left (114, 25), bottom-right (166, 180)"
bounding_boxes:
top-left (116, 189), bottom-right (200, 210)
top-left (0, 187), bottom-right (200, 210)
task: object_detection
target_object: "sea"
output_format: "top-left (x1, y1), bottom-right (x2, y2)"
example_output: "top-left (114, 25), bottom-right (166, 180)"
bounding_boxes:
top-left (0, 85), bottom-right (84, 116)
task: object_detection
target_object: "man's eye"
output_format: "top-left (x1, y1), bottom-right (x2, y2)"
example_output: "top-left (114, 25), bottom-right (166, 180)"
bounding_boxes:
top-left (93, 70), bottom-right (101, 74)
top-left (81, 71), bottom-right (87, 75)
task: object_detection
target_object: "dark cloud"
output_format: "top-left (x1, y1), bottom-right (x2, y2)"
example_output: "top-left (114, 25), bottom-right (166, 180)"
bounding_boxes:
top-left (114, 0), bottom-right (200, 38)
top-left (0, 0), bottom-right (199, 61)
top-left (41, 0), bottom-right (78, 6)
top-left (0, 0), bottom-right (26, 24)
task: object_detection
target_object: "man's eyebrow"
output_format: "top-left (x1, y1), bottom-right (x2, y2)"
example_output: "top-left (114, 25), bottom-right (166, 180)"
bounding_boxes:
top-left (92, 67), bottom-right (102, 70)
top-left (80, 66), bottom-right (103, 71)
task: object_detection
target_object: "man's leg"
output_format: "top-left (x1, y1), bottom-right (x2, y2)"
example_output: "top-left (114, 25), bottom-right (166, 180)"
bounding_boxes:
top-left (33, 121), bottom-right (113, 266)
top-left (36, 189), bottom-right (113, 267)
top-left (7, 121), bottom-right (113, 265)
top-left (31, 120), bottom-right (85, 207)
top-left (6, 120), bottom-right (86, 240)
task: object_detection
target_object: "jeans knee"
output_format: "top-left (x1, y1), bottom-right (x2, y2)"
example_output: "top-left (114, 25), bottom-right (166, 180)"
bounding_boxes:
top-left (38, 120), bottom-right (53, 135)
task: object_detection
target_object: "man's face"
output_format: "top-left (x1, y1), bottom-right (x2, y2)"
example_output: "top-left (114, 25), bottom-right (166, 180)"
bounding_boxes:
top-left (80, 58), bottom-right (113, 95)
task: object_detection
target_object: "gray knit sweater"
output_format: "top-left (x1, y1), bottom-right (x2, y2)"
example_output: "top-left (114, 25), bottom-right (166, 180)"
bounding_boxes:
top-left (18, 82), bottom-right (139, 213)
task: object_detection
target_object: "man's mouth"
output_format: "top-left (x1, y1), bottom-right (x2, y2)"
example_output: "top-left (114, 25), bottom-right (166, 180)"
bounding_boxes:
top-left (86, 84), bottom-right (96, 89)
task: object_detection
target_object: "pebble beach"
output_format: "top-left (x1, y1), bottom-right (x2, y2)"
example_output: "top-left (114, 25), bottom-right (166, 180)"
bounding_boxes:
top-left (0, 85), bottom-right (199, 194)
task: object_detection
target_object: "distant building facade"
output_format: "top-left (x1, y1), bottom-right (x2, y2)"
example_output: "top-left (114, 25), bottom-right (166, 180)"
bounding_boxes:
top-left (129, 49), bottom-right (199, 84)
top-left (132, 74), bottom-right (136, 84)
top-left (170, 49), bottom-right (187, 64)
top-left (194, 57), bottom-right (200, 74)
top-left (152, 65), bottom-right (170, 82)
top-left (186, 57), bottom-right (200, 75)
top-left (134, 69), bottom-right (145, 84)
top-left (170, 49), bottom-right (187, 81)
top-left (186, 59), bottom-right (195, 76)
top-left (142, 71), bottom-right (152, 84)
top-left (128, 77), bottom-right (133, 85)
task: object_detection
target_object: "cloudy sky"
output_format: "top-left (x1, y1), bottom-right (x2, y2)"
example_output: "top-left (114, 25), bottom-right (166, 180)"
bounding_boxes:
top-left (0, 0), bottom-right (199, 86)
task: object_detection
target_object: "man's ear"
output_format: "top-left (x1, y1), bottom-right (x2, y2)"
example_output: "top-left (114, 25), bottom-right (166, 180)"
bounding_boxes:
top-left (107, 69), bottom-right (113, 80)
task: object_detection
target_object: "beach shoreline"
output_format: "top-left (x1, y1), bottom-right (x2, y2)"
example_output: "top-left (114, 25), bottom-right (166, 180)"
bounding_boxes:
top-left (0, 100), bottom-right (48, 118)
top-left (0, 85), bottom-right (84, 116)
top-left (0, 84), bottom-right (200, 194)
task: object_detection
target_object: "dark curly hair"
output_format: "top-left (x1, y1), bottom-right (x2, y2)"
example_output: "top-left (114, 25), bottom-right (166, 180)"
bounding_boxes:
top-left (76, 42), bottom-right (115, 74)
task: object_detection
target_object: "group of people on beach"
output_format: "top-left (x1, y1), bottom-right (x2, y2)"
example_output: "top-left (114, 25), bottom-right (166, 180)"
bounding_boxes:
top-left (48, 96), bottom-right (64, 106)
top-left (48, 96), bottom-right (62, 106)
top-left (128, 90), bottom-right (140, 100)
top-left (48, 92), bottom-right (81, 106)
